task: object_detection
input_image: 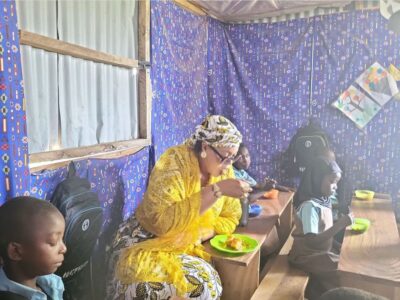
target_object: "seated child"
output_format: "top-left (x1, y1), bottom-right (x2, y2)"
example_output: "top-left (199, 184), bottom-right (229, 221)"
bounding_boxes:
top-left (289, 157), bottom-right (353, 296)
top-left (234, 143), bottom-right (281, 258)
top-left (233, 143), bottom-right (258, 187)
top-left (0, 196), bottom-right (67, 300)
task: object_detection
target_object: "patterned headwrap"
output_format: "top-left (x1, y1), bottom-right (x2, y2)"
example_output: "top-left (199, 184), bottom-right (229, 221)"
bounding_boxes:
top-left (185, 115), bottom-right (242, 148)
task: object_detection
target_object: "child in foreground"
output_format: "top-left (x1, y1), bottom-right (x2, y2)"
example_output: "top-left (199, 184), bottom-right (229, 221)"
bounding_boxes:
top-left (0, 196), bottom-right (67, 300)
top-left (289, 157), bottom-right (353, 298)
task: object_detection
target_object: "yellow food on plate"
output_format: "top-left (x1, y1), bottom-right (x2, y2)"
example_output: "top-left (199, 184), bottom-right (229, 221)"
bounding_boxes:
top-left (225, 235), bottom-right (243, 250)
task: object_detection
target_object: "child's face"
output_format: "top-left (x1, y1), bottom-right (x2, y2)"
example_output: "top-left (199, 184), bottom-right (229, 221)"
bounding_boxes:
top-left (234, 147), bottom-right (251, 170)
top-left (20, 212), bottom-right (66, 276)
top-left (320, 172), bottom-right (341, 197)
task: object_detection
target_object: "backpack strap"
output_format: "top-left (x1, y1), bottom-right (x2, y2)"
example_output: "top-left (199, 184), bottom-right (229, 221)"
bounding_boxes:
top-left (67, 161), bottom-right (77, 178)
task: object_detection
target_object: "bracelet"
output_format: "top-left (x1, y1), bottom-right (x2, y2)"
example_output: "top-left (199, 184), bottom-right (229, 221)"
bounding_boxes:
top-left (212, 183), bottom-right (222, 199)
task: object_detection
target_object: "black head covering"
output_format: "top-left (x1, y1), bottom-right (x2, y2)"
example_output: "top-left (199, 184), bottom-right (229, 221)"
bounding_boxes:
top-left (294, 156), bottom-right (342, 208)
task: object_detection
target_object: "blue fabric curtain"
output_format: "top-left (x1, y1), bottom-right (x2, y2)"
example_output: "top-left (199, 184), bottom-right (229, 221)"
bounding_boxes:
top-left (312, 11), bottom-right (400, 201)
top-left (206, 10), bottom-right (400, 201)
top-left (3, 0), bottom-right (400, 220)
top-left (150, 0), bottom-right (210, 159)
top-left (151, 3), bottom-right (400, 202)
top-left (207, 18), bottom-right (313, 185)
top-left (0, 1), bottom-right (30, 205)
top-left (30, 147), bottom-right (151, 239)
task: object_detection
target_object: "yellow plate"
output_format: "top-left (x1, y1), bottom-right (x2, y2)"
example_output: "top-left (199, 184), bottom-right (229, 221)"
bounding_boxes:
top-left (351, 218), bottom-right (371, 232)
top-left (355, 190), bottom-right (375, 200)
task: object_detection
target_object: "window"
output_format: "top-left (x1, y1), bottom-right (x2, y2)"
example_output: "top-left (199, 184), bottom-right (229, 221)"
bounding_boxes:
top-left (16, 0), bottom-right (151, 170)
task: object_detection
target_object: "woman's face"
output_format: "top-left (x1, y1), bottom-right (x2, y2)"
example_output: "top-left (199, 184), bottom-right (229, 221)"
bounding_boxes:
top-left (202, 144), bottom-right (239, 177)
top-left (320, 172), bottom-right (341, 197)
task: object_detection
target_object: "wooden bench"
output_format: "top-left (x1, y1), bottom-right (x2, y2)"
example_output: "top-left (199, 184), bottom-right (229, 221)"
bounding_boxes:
top-left (251, 230), bottom-right (309, 300)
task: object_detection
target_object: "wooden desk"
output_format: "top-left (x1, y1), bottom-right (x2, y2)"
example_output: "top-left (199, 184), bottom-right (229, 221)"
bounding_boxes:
top-left (338, 193), bottom-right (400, 299)
top-left (204, 191), bottom-right (294, 300)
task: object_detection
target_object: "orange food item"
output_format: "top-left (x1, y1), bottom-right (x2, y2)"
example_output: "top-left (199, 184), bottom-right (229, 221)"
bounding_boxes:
top-left (263, 189), bottom-right (279, 199)
top-left (226, 235), bottom-right (243, 250)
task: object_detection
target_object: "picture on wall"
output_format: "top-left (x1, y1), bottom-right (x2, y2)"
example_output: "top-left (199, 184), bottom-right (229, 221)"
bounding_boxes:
top-left (332, 85), bottom-right (381, 129)
top-left (355, 62), bottom-right (398, 106)
top-left (332, 62), bottom-right (398, 129)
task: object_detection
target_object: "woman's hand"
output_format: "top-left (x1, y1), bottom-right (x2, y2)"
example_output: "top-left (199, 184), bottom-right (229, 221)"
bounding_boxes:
top-left (217, 179), bottom-right (252, 198)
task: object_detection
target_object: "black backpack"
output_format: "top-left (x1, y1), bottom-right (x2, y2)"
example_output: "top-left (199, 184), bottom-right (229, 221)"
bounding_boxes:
top-left (284, 121), bottom-right (330, 176)
top-left (51, 161), bottom-right (103, 298)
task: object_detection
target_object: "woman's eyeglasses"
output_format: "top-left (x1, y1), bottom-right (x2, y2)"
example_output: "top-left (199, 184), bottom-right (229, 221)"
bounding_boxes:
top-left (209, 145), bottom-right (239, 165)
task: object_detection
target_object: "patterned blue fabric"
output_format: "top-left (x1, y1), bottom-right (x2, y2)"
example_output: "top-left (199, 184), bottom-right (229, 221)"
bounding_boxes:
top-left (0, 1), bottom-right (29, 204)
top-left (206, 11), bottom-right (400, 204)
top-left (311, 11), bottom-right (400, 203)
top-left (150, 0), bottom-right (210, 159)
top-left (30, 147), bottom-right (151, 240)
top-left (207, 17), bottom-right (313, 186)
top-left (2, 0), bottom-right (400, 233)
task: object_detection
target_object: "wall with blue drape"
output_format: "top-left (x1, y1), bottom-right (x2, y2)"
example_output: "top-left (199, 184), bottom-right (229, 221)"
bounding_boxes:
top-left (206, 10), bottom-right (400, 204)
top-left (1, 0), bottom-right (400, 230)
top-left (207, 17), bottom-right (313, 186)
top-left (0, 1), bottom-right (30, 205)
top-left (312, 11), bottom-right (400, 203)
top-left (151, 1), bottom-right (210, 159)
top-left (29, 147), bottom-right (151, 239)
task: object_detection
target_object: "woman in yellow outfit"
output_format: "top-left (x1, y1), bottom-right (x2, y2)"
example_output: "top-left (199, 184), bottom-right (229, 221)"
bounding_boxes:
top-left (107, 115), bottom-right (252, 300)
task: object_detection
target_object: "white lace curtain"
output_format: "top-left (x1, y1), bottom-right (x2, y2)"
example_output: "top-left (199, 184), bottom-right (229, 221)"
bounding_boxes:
top-left (17, 0), bottom-right (139, 153)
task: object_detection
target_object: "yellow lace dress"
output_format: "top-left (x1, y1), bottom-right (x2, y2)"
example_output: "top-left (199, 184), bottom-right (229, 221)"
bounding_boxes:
top-left (107, 145), bottom-right (241, 299)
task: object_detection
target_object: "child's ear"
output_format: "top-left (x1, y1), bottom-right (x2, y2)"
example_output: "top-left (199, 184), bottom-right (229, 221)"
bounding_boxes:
top-left (7, 242), bottom-right (24, 261)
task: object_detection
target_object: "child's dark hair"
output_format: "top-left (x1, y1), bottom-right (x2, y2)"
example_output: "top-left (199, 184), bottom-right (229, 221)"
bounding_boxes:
top-left (237, 143), bottom-right (247, 154)
top-left (318, 287), bottom-right (389, 300)
top-left (0, 196), bottom-right (61, 260)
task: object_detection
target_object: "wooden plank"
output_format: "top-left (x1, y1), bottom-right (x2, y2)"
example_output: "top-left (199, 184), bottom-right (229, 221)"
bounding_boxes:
top-left (339, 195), bottom-right (400, 284)
top-left (29, 138), bottom-right (150, 172)
top-left (214, 250), bottom-right (260, 300)
top-left (252, 232), bottom-right (309, 300)
top-left (203, 191), bottom-right (294, 266)
top-left (19, 30), bottom-right (139, 69)
top-left (338, 195), bottom-right (400, 299)
top-left (138, 0), bottom-right (152, 139)
top-left (173, 0), bottom-right (207, 16)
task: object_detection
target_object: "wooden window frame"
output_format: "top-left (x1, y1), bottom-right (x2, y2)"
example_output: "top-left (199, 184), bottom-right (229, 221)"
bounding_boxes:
top-left (18, 0), bottom-right (151, 172)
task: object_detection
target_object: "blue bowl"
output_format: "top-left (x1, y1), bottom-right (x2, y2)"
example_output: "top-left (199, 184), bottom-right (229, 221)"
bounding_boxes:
top-left (249, 204), bottom-right (262, 217)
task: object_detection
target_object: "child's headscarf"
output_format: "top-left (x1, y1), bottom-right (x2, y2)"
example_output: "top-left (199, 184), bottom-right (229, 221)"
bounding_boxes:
top-left (294, 157), bottom-right (342, 208)
top-left (185, 115), bottom-right (242, 148)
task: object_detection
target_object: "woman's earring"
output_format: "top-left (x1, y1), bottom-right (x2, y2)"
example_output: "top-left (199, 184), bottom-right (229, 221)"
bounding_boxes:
top-left (200, 151), bottom-right (207, 159)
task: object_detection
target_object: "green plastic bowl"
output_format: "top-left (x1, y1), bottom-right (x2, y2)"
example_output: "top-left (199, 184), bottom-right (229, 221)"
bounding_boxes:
top-left (351, 217), bottom-right (371, 232)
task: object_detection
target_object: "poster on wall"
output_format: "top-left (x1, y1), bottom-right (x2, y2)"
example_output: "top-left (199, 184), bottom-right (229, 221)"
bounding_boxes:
top-left (332, 85), bottom-right (381, 129)
top-left (333, 62), bottom-right (398, 129)
top-left (355, 62), bottom-right (398, 106)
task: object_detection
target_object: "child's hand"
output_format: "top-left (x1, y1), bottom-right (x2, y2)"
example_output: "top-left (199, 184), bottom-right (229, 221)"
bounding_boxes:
top-left (341, 213), bottom-right (354, 227)
top-left (348, 212), bottom-right (355, 225)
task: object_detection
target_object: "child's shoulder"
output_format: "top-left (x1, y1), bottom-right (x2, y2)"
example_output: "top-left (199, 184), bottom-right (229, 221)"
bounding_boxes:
top-left (36, 273), bottom-right (64, 291)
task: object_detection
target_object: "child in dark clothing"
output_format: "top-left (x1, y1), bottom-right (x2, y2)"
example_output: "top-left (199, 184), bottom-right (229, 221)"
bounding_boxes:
top-left (289, 157), bottom-right (353, 298)
top-left (0, 196), bottom-right (67, 300)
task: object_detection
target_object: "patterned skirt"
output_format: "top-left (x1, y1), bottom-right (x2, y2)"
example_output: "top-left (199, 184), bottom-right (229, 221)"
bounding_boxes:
top-left (107, 217), bottom-right (223, 300)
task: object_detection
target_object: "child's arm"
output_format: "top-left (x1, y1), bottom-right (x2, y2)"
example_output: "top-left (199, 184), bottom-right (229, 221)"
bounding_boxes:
top-left (303, 214), bottom-right (352, 247)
